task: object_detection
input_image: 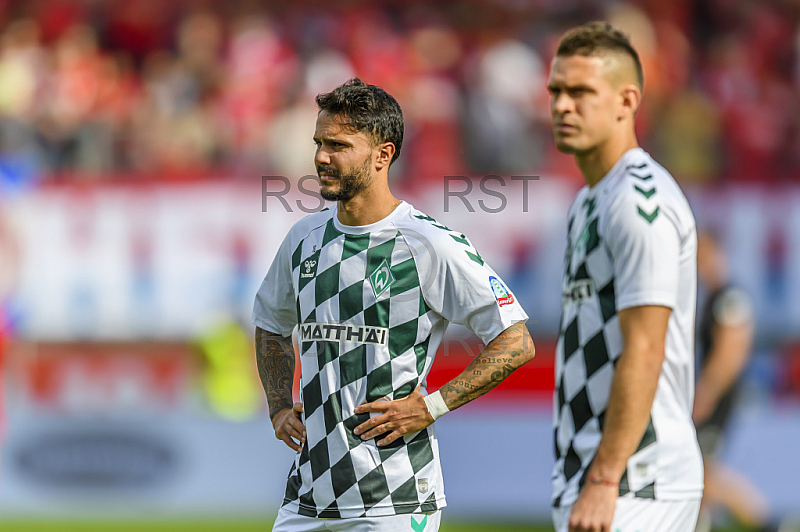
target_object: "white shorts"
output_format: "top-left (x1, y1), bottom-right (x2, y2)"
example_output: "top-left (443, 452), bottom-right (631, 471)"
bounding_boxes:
top-left (552, 498), bottom-right (701, 532)
top-left (272, 506), bottom-right (442, 532)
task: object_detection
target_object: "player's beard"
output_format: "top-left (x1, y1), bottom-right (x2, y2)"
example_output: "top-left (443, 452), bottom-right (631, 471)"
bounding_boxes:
top-left (318, 155), bottom-right (372, 202)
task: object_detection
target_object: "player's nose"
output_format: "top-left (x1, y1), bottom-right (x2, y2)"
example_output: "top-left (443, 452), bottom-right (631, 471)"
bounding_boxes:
top-left (314, 145), bottom-right (331, 166)
top-left (551, 92), bottom-right (573, 115)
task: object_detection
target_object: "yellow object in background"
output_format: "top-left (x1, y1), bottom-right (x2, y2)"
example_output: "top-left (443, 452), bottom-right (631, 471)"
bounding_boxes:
top-left (195, 320), bottom-right (261, 421)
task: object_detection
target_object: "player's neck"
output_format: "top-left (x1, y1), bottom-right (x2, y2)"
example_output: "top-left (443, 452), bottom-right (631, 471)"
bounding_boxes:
top-left (575, 130), bottom-right (639, 188)
top-left (336, 184), bottom-right (400, 227)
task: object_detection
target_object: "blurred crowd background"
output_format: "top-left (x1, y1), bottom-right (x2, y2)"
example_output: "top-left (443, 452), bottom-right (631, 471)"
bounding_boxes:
top-left (0, 0), bottom-right (797, 186)
top-left (0, 0), bottom-right (799, 526)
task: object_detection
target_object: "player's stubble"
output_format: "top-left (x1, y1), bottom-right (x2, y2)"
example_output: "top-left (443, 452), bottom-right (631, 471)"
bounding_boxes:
top-left (318, 154), bottom-right (372, 202)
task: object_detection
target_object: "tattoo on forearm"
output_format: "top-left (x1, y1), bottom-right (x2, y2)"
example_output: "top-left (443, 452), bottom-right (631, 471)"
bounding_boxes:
top-left (451, 380), bottom-right (482, 391)
top-left (255, 327), bottom-right (296, 420)
top-left (439, 322), bottom-right (533, 410)
top-left (474, 356), bottom-right (513, 365)
top-left (491, 363), bottom-right (516, 382)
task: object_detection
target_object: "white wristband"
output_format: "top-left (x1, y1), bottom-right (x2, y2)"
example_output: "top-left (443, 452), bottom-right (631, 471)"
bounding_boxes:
top-left (423, 390), bottom-right (450, 421)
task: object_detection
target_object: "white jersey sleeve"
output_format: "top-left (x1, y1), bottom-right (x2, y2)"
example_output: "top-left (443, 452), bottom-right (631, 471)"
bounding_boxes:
top-left (605, 192), bottom-right (681, 311)
top-left (402, 225), bottom-right (528, 345)
top-left (252, 233), bottom-right (297, 337)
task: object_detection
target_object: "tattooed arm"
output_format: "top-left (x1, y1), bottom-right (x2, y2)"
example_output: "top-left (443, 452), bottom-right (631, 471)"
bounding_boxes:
top-left (354, 322), bottom-right (534, 446)
top-left (255, 326), bottom-right (306, 452)
top-left (438, 321), bottom-right (534, 410)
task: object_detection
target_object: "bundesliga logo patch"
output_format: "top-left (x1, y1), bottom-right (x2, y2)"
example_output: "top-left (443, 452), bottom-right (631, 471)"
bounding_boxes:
top-left (299, 322), bottom-right (388, 346)
top-left (489, 276), bottom-right (515, 307)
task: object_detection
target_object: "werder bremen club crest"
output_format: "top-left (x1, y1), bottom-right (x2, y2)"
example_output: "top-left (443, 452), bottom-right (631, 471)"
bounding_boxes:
top-left (369, 258), bottom-right (395, 298)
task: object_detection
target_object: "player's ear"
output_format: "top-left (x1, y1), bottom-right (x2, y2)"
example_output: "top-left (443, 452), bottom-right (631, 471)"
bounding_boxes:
top-left (374, 142), bottom-right (395, 170)
top-left (618, 83), bottom-right (641, 120)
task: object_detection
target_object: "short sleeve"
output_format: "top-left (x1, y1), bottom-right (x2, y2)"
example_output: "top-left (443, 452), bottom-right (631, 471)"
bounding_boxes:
top-left (252, 234), bottom-right (297, 337)
top-left (408, 231), bottom-right (528, 345)
top-left (713, 287), bottom-right (753, 326)
top-left (606, 197), bottom-right (681, 311)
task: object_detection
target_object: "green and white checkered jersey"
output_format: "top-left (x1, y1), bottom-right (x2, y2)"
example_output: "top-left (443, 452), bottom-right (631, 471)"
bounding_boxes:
top-left (253, 201), bottom-right (527, 519)
top-left (552, 148), bottom-right (703, 508)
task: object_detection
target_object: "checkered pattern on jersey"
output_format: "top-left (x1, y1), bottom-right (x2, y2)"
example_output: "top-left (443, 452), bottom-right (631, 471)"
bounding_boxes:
top-left (553, 182), bottom-right (657, 508)
top-left (286, 217), bottom-right (440, 518)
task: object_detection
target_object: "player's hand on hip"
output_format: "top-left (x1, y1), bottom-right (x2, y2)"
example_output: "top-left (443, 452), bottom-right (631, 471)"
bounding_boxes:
top-left (568, 482), bottom-right (617, 532)
top-left (353, 386), bottom-right (434, 447)
top-left (272, 402), bottom-right (306, 452)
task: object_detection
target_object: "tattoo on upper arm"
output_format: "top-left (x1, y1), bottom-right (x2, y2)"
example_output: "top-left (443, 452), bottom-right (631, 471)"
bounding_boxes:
top-left (255, 327), bottom-right (296, 420)
top-left (439, 322), bottom-right (532, 410)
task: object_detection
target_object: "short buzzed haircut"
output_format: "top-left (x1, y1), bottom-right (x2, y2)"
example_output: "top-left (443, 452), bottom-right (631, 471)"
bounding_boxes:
top-left (556, 22), bottom-right (644, 90)
top-left (316, 78), bottom-right (404, 165)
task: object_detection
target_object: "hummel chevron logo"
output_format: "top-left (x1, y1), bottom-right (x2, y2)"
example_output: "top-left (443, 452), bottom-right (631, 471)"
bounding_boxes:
top-left (465, 250), bottom-right (484, 266)
top-left (450, 232), bottom-right (484, 265)
top-left (630, 171), bottom-right (652, 181)
top-left (450, 233), bottom-right (470, 246)
top-left (634, 185), bottom-right (656, 199)
top-left (411, 514), bottom-right (428, 532)
top-left (637, 205), bottom-right (659, 223)
top-left (413, 214), bottom-right (450, 231)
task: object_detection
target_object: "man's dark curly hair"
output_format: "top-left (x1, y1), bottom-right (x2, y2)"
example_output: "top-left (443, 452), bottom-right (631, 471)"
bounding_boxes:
top-left (557, 21), bottom-right (644, 91)
top-left (315, 78), bottom-right (404, 166)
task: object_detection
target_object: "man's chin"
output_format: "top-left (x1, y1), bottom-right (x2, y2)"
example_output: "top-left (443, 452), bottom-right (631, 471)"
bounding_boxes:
top-left (554, 139), bottom-right (581, 154)
top-left (320, 189), bottom-right (340, 201)
top-left (321, 187), bottom-right (354, 202)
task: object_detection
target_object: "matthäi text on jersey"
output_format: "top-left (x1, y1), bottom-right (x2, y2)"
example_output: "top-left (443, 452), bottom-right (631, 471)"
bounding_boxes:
top-left (299, 322), bottom-right (388, 346)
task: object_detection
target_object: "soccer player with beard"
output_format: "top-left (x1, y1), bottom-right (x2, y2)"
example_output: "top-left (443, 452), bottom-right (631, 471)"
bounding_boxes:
top-left (253, 78), bottom-right (535, 532)
top-left (546, 23), bottom-right (703, 532)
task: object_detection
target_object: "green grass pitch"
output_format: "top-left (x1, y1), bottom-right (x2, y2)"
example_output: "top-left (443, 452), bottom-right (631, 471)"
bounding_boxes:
top-left (0, 518), bottom-right (758, 531)
top-left (0, 519), bottom-right (554, 532)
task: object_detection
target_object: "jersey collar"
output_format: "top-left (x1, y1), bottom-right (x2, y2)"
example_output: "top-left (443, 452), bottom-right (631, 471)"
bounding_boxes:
top-left (589, 147), bottom-right (646, 195)
top-left (333, 201), bottom-right (410, 235)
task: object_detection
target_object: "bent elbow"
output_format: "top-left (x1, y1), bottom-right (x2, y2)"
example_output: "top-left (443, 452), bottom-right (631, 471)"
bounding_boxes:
top-left (521, 327), bottom-right (536, 363)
